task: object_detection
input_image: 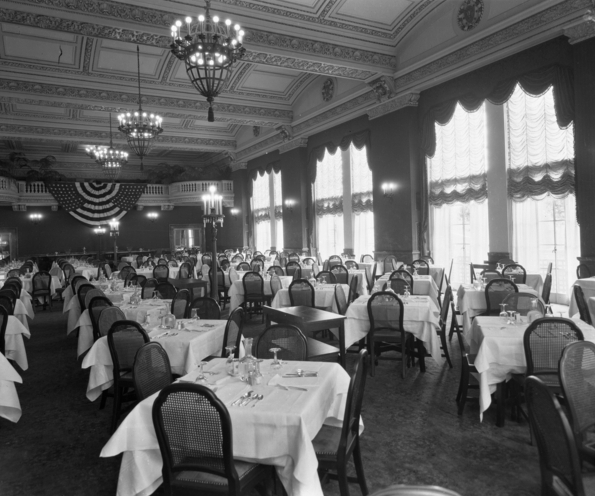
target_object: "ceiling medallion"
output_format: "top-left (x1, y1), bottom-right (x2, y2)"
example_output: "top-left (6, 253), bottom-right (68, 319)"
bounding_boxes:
top-left (322, 78), bottom-right (334, 102)
top-left (170, 0), bottom-right (246, 122)
top-left (457, 0), bottom-right (484, 32)
top-left (117, 46), bottom-right (163, 171)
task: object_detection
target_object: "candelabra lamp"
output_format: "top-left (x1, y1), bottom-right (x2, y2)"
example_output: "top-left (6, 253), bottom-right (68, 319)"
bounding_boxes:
top-left (108, 219), bottom-right (120, 264)
top-left (381, 182), bottom-right (397, 200)
top-left (94, 226), bottom-right (106, 259)
top-left (203, 207), bottom-right (224, 300)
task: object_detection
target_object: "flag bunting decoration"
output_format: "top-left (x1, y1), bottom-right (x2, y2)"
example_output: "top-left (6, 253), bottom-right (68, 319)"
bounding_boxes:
top-left (46, 181), bottom-right (146, 226)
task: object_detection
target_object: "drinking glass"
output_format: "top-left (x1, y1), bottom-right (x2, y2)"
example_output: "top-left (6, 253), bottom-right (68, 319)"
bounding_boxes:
top-left (270, 348), bottom-right (282, 369)
top-left (545, 304), bottom-right (553, 315)
top-left (196, 362), bottom-right (207, 383)
top-left (499, 303), bottom-right (508, 318)
top-left (507, 310), bottom-right (515, 325)
top-left (190, 308), bottom-right (199, 320)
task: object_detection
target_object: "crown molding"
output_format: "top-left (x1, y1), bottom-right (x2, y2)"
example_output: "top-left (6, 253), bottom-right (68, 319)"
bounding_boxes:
top-left (367, 93), bottom-right (420, 120)
top-left (564, 11), bottom-right (595, 43)
top-left (278, 138), bottom-right (308, 154)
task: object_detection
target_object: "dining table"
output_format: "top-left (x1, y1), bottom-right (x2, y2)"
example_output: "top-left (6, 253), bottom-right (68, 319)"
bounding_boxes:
top-left (469, 316), bottom-right (595, 423)
top-left (81, 319), bottom-right (227, 402)
top-left (100, 357), bottom-right (357, 496)
top-left (227, 275), bottom-right (293, 311)
top-left (343, 294), bottom-right (444, 365)
top-left (375, 274), bottom-right (440, 308)
top-left (0, 351), bottom-right (22, 422)
top-left (456, 282), bottom-right (540, 340)
top-left (270, 283), bottom-right (350, 313)
top-left (19, 274), bottom-right (60, 297)
top-left (5, 315), bottom-right (30, 370)
top-left (133, 266), bottom-right (199, 280)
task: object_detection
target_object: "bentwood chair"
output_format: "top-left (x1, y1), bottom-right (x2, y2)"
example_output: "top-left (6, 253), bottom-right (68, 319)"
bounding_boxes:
top-left (267, 265), bottom-right (284, 277)
top-left (285, 261), bottom-right (302, 279)
top-left (315, 271), bottom-right (336, 284)
top-left (32, 271), bottom-right (53, 310)
top-left (542, 273), bottom-right (552, 305)
top-left (209, 266), bottom-right (230, 309)
top-left (142, 278), bottom-right (158, 299)
top-left (370, 486), bottom-right (462, 496)
top-left (437, 286), bottom-right (453, 368)
top-left (361, 254), bottom-right (374, 264)
top-left (5, 277), bottom-right (22, 294)
top-left (237, 262), bottom-right (251, 271)
top-left (502, 292), bottom-right (546, 316)
top-left (560, 341), bottom-right (595, 465)
top-left (242, 272), bottom-right (266, 322)
top-left (77, 283), bottom-right (95, 311)
top-left (119, 265), bottom-right (135, 281)
top-left (344, 260), bottom-right (359, 270)
top-left (574, 285), bottom-right (592, 325)
top-left (84, 288), bottom-right (105, 312)
top-left (155, 282), bottom-right (177, 300)
top-left (312, 349), bottom-right (369, 496)
top-left (330, 265), bottom-right (349, 285)
top-left (348, 275), bottom-right (359, 303)
top-left (171, 289), bottom-right (190, 319)
top-left (479, 269), bottom-right (501, 282)
top-left (88, 296), bottom-right (113, 341)
top-left (328, 255), bottom-right (342, 268)
top-left (389, 270), bottom-right (414, 293)
top-left (0, 290), bottom-right (17, 312)
top-left (6, 269), bottom-right (20, 279)
top-left (97, 306), bottom-right (126, 339)
top-left (502, 263), bottom-right (527, 284)
top-left (411, 259), bottom-right (430, 276)
top-left (270, 275), bottom-right (282, 301)
top-left (255, 324), bottom-right (308, 361)
top-left (186, 297), bottom-right (221, 320)
top-left (383, 255), bottom-right (399, 275)
top-left (484, 278), bottom-right (518, 316)
top-left (220, 307), bottom-right (244, 358)
top-left (366, 263), bottom-right (377, 294)
top-left (153, 265), bottom-right (169, 282)
top-left (302, 257), bottom-right (316, 266)
top-left (133, 342), bottom-right (173, 401)
top-left (288, 279), bottom-right (315, 307)
top-left (525, 376), bottom-right (595, 496)
top-left (106, 320), bottom-right (150, 433)
top-left (0, 295), bottom-right (13, 315)
top-left (577, 263), bottom-right (592, 279)
top-left (334, 284), bottom-right (348, 316)
top-left (288, 252), bottom-right (301, 262)
top-left (152, 383), bottom-right (275, 496)
top-left (0, 306), bottom-right (8, 355)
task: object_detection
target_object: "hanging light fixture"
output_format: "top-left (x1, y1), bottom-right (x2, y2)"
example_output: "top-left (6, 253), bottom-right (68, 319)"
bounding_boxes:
top-left (88, 113), bottom-right (128, 181)
top-left (170, 0), bottom-right (246, 122)
top-left (117, 46), bottom-right (163, 171)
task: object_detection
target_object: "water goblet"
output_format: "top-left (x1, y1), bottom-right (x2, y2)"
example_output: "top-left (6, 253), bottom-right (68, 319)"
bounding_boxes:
top-left (270, 348), bottom-right (282, 369)
top-left (190, 308), bottom-right (199, 320)
top-left (545, 304), bottom-right (553, 315)
top-left (507, 310), bottom-right (515, 325)
top-left (196, 362), bottom-right (207, 383)
top-left (499, 303), bottom-right (508, 318)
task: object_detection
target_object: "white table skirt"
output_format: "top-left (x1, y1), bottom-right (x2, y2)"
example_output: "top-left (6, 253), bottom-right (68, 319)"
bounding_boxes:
top-left (456, 283), bottom-right (540, 340)
top-left (13, 299), bottom-right (31, 331)
top-left (100, 358), bottom-right (355, 496)
top-left (271, 284), bottom-right (349, 313)
top-left (376, 274), bottom-right (440, 308)
top-left (20, 275), bottom-right (59, 296)
top-left (0, 352), bottom-right (22, 422)
top-left (19, 289), bottom-right (34, 319)
top-left (5, 316), bottom-right (31, 370)
top-left (525, 273), bottom-right (544, 294)
top-left (343, 295), bottom-right (444, 363)
top-left (228, 276), bottom-right (293, 312)
top-left (469, 316), bottom-right (595, 420)
top-left (81, 319), bottom-right (227, 402)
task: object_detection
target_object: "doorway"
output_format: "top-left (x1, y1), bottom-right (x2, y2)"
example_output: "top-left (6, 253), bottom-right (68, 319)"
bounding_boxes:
top-left (169, 224), bottom-right (204, 252)
top-left (0, 228), bottom-right (17, 261)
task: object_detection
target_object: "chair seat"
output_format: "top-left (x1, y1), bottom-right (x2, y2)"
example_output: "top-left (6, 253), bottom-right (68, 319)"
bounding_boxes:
top-left (173, 459), bottom-right (267, 492)
top-left (312, 424), bottom-right (341, 460)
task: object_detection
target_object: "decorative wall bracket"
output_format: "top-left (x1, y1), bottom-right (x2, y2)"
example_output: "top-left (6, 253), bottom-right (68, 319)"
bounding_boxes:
top-left (564, 11), bottom-right (595, 44)
top-left (368, 76), bottom-right (396, 103)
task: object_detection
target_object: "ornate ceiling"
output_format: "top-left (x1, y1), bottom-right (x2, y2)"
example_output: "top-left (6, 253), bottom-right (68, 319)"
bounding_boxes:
top-left (0, 0), bottom-right (591, 180)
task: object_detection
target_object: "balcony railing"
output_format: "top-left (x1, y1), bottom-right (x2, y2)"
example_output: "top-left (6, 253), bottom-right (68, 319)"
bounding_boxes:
top-left (0, 180), bottom-right (234, 208)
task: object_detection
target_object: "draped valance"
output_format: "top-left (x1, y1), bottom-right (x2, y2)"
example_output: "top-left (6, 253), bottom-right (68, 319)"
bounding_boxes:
top-left (315, 197), bottom-right (343, 216)
top-left (508, 160), bottom-right (575, 201)
top-left (247, 160), bottom-right (281, 198)
top-left (352, 191), bottom-right (373, 213)
top-left (253, 208), bottom-right (270, 223)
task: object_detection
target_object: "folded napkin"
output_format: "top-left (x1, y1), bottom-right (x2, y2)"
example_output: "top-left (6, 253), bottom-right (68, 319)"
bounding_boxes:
top-left (268, 373), bottom-right (318, 388)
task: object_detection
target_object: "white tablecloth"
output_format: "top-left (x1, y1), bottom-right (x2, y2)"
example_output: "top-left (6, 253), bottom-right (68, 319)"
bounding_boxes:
top-left (134, 266), bottom-right (198, 280)
top-left (376, 274), bottom-right (440, 308)
top-left (20, 275), bottom-right (60, 296)
top-left (5, 315), bottom-right (30, 370)
top-left (75, 267), bottom-right (98, 281)
top-left (469, 316), bottom-right (595, 419)
top-left (271, 284), bottom-right (349, 313)
top-left (13, 299), bottom-right (31, 330)
top-left (19, 289), bottom-right (34, 319)
top-left (569, 277), bottom-right (595, 319)
top-left (228, 276), bottom-right (293, 311)
top-left (343, 295), bottom-right (443, 363)
top-left (81, 319), bottom-right (227, 402)
top-left (100, 358), bottom-right (355, 496)
top-left (456, 283), bottom-right (539, 340)
top-left (525, 273), bottom-right (544, 294)
top-left (0, 352), bottom-right (22, 422)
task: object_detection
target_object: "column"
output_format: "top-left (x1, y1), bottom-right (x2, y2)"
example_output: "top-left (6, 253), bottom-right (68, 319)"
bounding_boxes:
top-left (342, 148), bottom-right (354, 257)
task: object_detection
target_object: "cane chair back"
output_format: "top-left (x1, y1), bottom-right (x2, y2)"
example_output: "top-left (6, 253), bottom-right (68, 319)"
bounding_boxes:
top-left (157, 258), bottom-right (168, 266)
top-left (328, 255), bottom-right (342, 268)
top-left (348, 275), bottom-right (359, 303)
top-left (178, 262), bottom-right (193, 279)
top-left (0, 306), bottom-right (8, 355)
top-left (97, 306), bottom-right (126, 338)
top-left (187, 297), bottom-right (221, 319)
top-left (502, 263), bottom-right (527, 284)
top-left (302, 257), bottom-right (315, 266)
top-left (330, 265), bottom-right (349, 285)
top-left (502, 292), bottom-right (545, 316)
top-left (288, 252), bottom-right (300, 262)
top-left (366, 263), bottom-right (377, 293)
top-left (0, 289), bottom-right (16, 311)
top-left (153, 265), bottom-right (169, 282)
top-left (542, 273), bottom-right (552, 305)
top-left (574, 285), bottom-right (592, 325)
top-left (335, 284), bottom-right (348, 315)
top-left (484, 278), bottom-right (518, 316)
top-left (525, 376), bottom-right (588, 496)
top-left (285, 261), bottom-right (302, 280)
top-left (315, 271), bottom-right (336, 284)
top-left (88, 296), bottom-right (113, 341)
top-left (221, 307), bottom-right (244, 358)
top-left (411, 259), bottom-right (430, 276)
top-left (345, 260), bottom-right (359, 270)
top-left (156, 282), bottom-right (177, 300)
top-left (0, 295), bottom-right (13, 314)
top-left (267, 265), bottom-right (284, 276)
top-left (77, 283), bottom-right (96, 311)
top-left (480, 269), bottom-right (501, 282)
top-left (84, 288), bottom-right (105, 311)
top-left (6, 269), bottom-right (20, 279)
top-left (237, 262), bottom-right (250, 271)
top-left (242, 272), bottom-right (264, 304)
top-left (270, 275), bottom-right (282, 299)
top-left (133, 342), bottom-right (173, 401)
top-left (5, 277), bottom-right (22, 294)
top-left (142, 278), bottom-right (158, 299)
top-left (389, 270), bottom-right (414, 292)
top-left (361, 254), bottom-right (374, 263)
top-left (255, 324), bottom-right (308, 360)
top-left (119, 266), bottom-right (135, 281)
top-left (62, 263), bottom-right (75, 283)
top-left (288, 279), bottom-right (315, 307)
top-left (32, 270), bottom-right (52, 296)
top-left (171, 289), bottom-right (190, 319)
top-left (250, 259), bottom-right (264, 273)
top-left (524, 317), bottom-right (584, 389)
top-left (577, 263), bottom-right (592, 279)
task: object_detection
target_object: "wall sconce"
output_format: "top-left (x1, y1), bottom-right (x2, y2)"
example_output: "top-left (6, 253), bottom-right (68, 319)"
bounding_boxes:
top-left (230, 208), bottom-right (240, 217)
top-left (381, 182), bottom-right (397, 200)
top-left (284, 199), bottom-right (296, 213)
top-left (29, 213), bottom-right (42, 224)
top-left (108, 218), bottom-right (120, 237)
top-left (147, 212), bottom-right (159, 222)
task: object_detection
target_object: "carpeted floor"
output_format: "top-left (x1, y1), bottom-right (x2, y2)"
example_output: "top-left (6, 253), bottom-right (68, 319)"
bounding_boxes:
top-left (0, 302), bottom-right (544, 496)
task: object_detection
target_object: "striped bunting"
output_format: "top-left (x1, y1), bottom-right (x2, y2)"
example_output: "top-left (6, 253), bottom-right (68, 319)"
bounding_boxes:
top-left (46, 182), bottom-right (146, 226)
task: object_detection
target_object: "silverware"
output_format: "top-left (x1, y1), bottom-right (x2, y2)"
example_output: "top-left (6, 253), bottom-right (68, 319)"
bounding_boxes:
top-left (251, 394), bottom-right (264, 407)
top-left (232, 391), bottom-right (252, 406)
top-left (276, 384), bottom-right (307, 392)
top-left (239, 391), bottom-right (257, 406)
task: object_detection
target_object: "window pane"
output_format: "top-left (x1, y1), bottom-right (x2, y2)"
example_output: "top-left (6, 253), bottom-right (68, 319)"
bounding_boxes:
top-left (273, 171), bottom-right (283, 207)
top-left (276, 218), bottom-right (283, 250)
top-left (315, 149), bottom-right (343, 200)
top-left (350, 144), bottom-right (374, 258)
top-left (351, 145), bottom-right (372, 194)
top-left (353, 211), bottom-right (374, 257)
top-left (255, 220), bottom-right (271, 251)
top-left (318, 215), bottom-right (344, 260)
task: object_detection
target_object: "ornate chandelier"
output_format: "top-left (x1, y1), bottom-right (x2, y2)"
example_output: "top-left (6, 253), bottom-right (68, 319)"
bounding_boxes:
top-left (170, 0), bottom-right (245, 122)
top-left (87, 113), bottom-right (128, 181)
top-left (118, 46), bottom-right (163, 171)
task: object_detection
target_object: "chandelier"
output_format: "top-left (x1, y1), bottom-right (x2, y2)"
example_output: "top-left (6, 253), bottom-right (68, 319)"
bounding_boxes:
top-left (170, 0), bottom-right (245, 122)
top-left (87, 113), bottom-right (128, 181)
top-left (118, 46), bottom-right (163, 171)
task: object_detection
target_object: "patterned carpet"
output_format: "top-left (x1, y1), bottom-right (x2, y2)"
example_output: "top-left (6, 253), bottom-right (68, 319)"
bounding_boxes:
top-left (0, 303), bottom-right (542, 496)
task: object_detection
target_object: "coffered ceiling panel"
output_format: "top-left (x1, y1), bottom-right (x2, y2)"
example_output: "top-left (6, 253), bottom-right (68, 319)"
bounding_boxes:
top-left (330, 0), bottom-right (414, 30)
top-left (240, 67), bottom-right (300, 94)
top-left (93, 40), bottom-right (166, 78)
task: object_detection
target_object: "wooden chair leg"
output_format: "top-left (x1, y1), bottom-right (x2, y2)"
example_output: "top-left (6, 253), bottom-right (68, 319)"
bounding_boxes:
top-left (111, 387), bottom-right (122, 434)
top-left (416, 339), bottom-right (426, 373)
top-left (99, 390), bottom-right (108, 410)
top-left (457, 367), bottom-right (469, 415)
top-left (401, 332), bottom-right (406, 379)
top-left (367, 335), bottom-right (375, 377)
top-left (336, 463), bottom-right (351, 496)
top-left (353, 440), bottom-right (369, 496)
top-left (496, 382), bottom-right (506, 427)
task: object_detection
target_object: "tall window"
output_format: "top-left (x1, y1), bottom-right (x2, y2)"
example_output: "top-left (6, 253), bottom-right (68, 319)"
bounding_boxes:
top-left (428, 102), bottom-right (489, 286)
top-left (507, 84), bottom-right (579, 303)
top-left (273, 171), bottom-right (284, 250)
top-left (314, 143), bottom-right (374, 260)
top-left (252, 169), bottom-right (283, 251)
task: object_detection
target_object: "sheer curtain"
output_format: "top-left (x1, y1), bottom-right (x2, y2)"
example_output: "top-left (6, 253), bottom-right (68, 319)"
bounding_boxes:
top-left (507, 84), bottom-right (579, 303)
top-left (273, 171), bottom-right (283, 250)
top-left (428, 102), bottom-right (489, 286)
top-left (252, 172), bottom-right (271, 251)
top-left (351, 144), bottom-right (374, 258)
top-left (315, 148), bottom-right (343, 259)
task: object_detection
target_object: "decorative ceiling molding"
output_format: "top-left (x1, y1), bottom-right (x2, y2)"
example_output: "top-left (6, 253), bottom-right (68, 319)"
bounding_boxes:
top-left (278, 137), bottom-right (308, 154)
top-left (0, 79), bottom-right (292, 122)
top-left (367, 92), bottom-right (420, 120)
top-left (394, 0), bottom-right (592, 92)
top-left (235, 134), bottom-right (283, 161)
top-left (564, 11), bottom-right (595, 44)
top-left (231, 161), bottom-right (248, 172)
